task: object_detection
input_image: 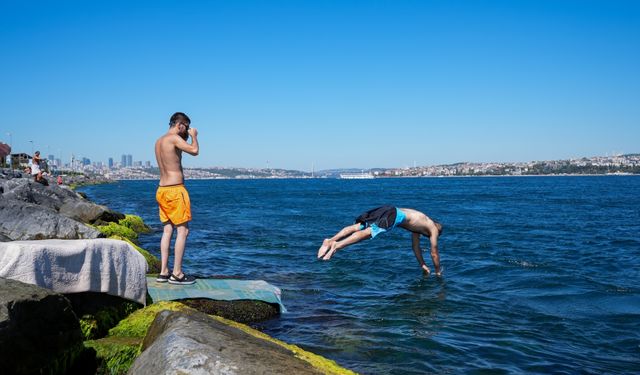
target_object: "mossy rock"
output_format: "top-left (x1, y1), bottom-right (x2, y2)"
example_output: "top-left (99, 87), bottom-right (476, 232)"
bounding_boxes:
top-left (97, 222), bottom-right (138, 243)
top-left (211, 315), bottom-right (358, 375)
top-left (109, 301), bottom-right (188, 338)
top-left (119, 215), bottom-right (151, 234)
top-left (78, 305), bottom-right (141, 340)
top-left (108, 235), bottom-right (160, 274)
top-left (180, 298), bottom-right (280, 323)
top-left (92, 301), bottom-right (353, 375)
top-left (85, 337), bottom-right (140, 375)
top-left (80, 318), bottom-right (99, 340)
top-left (85, 301), bottom-right (188, 375)
top-left (66, 292), bottom-right (142, 340)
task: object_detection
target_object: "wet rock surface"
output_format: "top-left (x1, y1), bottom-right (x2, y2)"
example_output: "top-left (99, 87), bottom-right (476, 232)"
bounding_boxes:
top-left (180, 298), bottom-right (280, 323)
top-left (130, 309), bottom-right (325, 375)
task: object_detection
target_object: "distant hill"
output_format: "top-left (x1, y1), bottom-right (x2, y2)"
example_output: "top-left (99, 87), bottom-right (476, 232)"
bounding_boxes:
top-left (109, 152), bottom-right (639, 179)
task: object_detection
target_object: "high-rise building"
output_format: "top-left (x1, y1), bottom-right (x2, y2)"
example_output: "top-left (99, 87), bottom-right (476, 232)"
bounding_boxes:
top-left (108, 157), bottom-right (114, 168)
top-left (127, 154), bottom-right (133, 167)
top-left (145, 161), bottom-right (151, 168)
top-left (121, 154), bottom-right (127, 167)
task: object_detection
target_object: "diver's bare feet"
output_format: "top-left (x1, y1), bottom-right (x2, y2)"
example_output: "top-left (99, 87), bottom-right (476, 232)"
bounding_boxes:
top-left (317, 239), bottom-right (333, 259)
top-left (322, 243), bottom-right (339, 260)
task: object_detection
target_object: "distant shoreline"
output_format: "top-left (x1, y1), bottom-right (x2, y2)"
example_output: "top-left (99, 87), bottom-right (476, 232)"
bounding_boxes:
top-left (109, 173), bottom-right (639, 181)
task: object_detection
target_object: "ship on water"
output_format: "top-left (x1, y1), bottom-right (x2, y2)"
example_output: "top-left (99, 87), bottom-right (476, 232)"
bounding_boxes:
top-left (339, 171), bottom-right (375, 179)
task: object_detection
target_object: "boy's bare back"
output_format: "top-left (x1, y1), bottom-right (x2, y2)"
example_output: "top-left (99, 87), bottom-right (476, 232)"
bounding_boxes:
top-left (155, 124), bottom-right (198, 187)
top-left (155, 134), bottom-right (184, 186)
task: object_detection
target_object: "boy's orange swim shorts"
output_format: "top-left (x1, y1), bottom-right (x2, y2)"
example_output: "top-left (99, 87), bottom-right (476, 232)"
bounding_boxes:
top-left (156, 184), bottom-right (191, 225)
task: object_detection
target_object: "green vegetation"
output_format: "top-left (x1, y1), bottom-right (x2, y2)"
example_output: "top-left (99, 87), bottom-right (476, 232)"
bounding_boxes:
top-left (108, 301), bottom-right (188, 338)
top-left (97, 222), bottom-right (138, 242)
top-left (85, 301), bottom-right (188, 375)
top-left (119, 215), bottom-right (151, 234)
top-left (79, 302), bottom-right (140, 340)
top-left (85, 337), bottom-right (140, 375)
top-left (79, 319), bottom-right (99, 340)
top-left (96, 215), bottom-right (151, 243)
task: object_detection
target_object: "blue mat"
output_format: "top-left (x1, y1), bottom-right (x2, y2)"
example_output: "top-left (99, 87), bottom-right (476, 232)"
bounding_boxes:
top-left (147, 277), bottom-right (287, 313)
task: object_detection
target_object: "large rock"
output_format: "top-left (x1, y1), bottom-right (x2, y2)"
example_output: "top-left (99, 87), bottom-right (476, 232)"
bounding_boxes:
top-left (0, 278), bottom-right (95, 374)
top-left (0, 178), bottom-right (25, 197)
top-left (1, 178), bottom-right (78, 211)
top-left (180, 298), bottom-right (280, 323)
top-left (59, 199), bottom-right (125, 224)
top-left (0, 198), bottom-right (103, 240)
top-left (0, 168), bottom-right (23, 179)
top-left (129, 309), bottom-right (329, 375)
top-left (1, 177), bottom-right (124, 224)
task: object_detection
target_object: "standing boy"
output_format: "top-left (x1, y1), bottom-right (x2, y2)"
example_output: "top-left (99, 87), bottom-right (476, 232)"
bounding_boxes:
top-left (154, 112), bottom-right (199, 284)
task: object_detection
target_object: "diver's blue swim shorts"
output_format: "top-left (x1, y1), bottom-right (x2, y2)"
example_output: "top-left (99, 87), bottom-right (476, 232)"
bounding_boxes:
top-left (360, 207), bottom-right (406, 238)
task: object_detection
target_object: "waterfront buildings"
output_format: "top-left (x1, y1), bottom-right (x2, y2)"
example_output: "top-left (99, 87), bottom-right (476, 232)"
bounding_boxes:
top-left (13, 151), bottom-right (638, 180)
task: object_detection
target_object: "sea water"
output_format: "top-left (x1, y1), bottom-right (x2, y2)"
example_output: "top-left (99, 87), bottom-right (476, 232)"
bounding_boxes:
top-left (80, 176), bottom-right (640, 374)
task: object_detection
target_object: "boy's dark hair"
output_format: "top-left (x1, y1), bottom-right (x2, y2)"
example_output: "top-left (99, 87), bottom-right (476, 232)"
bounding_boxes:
top-left (169, 112), bottom-right (191, 127)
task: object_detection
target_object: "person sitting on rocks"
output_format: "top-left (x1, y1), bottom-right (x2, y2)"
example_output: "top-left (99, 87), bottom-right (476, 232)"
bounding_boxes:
top-left (31, 151), bottom-right (44, 183)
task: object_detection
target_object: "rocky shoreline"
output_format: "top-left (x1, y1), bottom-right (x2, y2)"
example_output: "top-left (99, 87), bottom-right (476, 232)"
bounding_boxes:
top-left (0, 170), bottom-right (355, 374)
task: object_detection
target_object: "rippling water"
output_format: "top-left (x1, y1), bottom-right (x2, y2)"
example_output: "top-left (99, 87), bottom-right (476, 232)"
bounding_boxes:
top-left (80, 176), bottom-right (640, 374)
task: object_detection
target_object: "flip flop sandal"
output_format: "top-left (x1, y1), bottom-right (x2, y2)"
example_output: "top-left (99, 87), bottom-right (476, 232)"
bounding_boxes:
top-left (155, 274), bottom-right (170, 283)
top-left (168, 273), bottom-right (197, 285)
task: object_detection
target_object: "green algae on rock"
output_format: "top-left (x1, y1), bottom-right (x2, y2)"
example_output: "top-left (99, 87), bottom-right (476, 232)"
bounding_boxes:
top-left (72, 297), bottom-right (141, 340)
top-left (84, 336), bottom-right (141, 375)
top-left (85, 301), bottom-right (187, 375)
top-left (119, 214), bottom-right (151, 234)
top-left (211, 315), bottom-right (358, 375)
top-left (97, 222), bottom-right (138, 242)
top-left (109, 301), bottom-right (188, 338)
top-left (180, 298), bottom-right (280, 323)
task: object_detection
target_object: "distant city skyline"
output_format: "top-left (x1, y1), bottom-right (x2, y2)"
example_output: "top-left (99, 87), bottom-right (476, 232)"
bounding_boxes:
top-left (7, 148), bottom-right (635, 175)
top-left (79, 151), bottom-right (640, 180)
top-left (2, 1), bottom-right (639, 171)
top-left (1, 143), bottom-right (637, 173)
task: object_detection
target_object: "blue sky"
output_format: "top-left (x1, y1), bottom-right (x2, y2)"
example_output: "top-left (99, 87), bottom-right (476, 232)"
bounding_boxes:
top-left (1, 0), bottom-right (638, 170)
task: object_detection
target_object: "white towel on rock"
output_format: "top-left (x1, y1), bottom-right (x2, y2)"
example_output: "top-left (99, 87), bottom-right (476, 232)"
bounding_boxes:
top-left (0, 239), bottom-right (148, 305)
